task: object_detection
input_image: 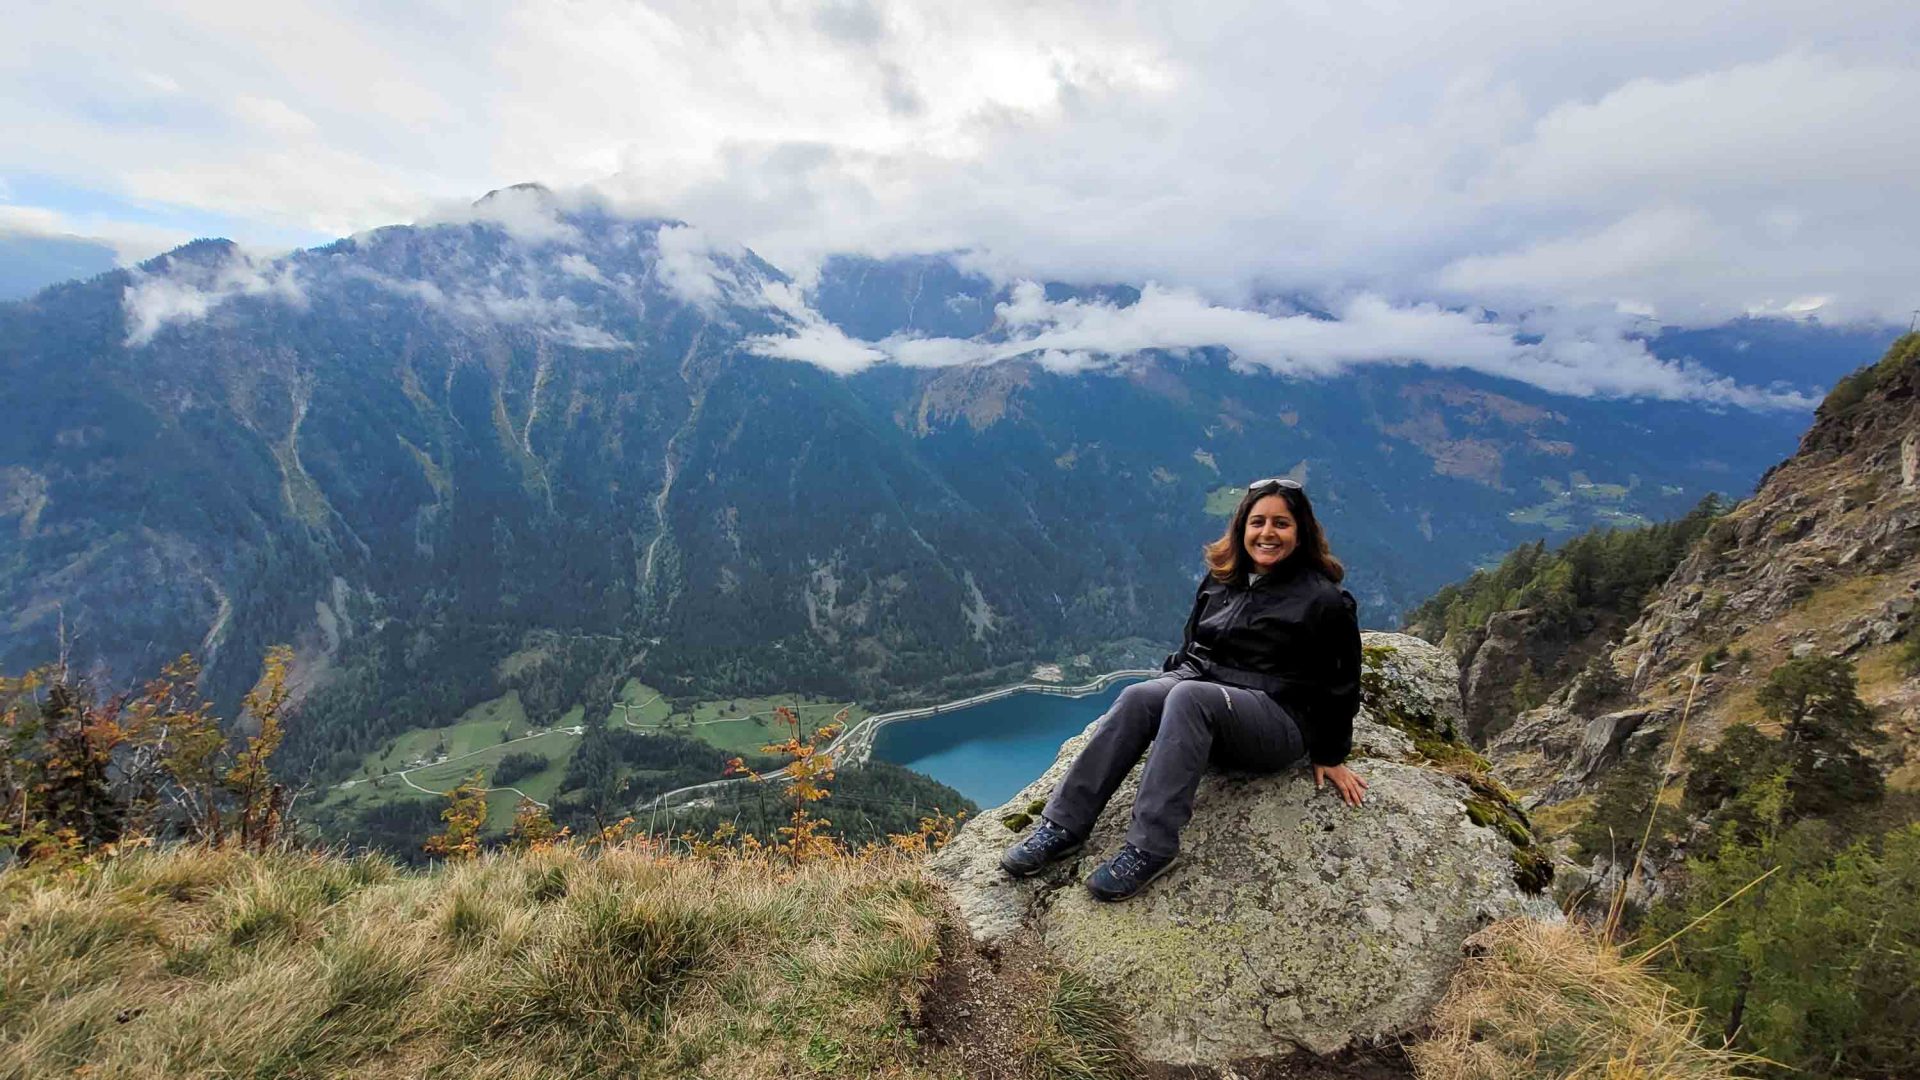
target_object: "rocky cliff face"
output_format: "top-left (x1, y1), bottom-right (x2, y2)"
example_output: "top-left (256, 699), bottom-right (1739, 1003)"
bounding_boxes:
top-left (1454, 607), bottom-right (1599, 744)
top-left (1488, 334), bottom-right (1920, 825)
top-left (928, 633), bottom-right (1556, 1066)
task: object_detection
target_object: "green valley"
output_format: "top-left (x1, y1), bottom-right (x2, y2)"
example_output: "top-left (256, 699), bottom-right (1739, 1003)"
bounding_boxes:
top-left (305, 679), bottom-right (879, 854)
top-left (607, 679), bottom-right (869, 756)
top-left (1505, 473), bottom-right (1650, 531)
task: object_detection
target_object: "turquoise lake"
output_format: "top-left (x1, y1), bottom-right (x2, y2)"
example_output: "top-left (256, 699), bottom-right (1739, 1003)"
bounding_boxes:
top-left (869, 679), bottom-right (1145, 808)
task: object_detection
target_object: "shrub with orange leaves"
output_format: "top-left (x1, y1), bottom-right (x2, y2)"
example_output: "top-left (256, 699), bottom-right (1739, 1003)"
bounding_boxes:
top-left (886, 809), bottom-right (966, 856)
top-left (725, 705), bottom-right (846, 862)
top-left (584, 814), bottom-right (640, 850)
top-left (422, 771), bottom-right (488, 861)
top-left (2, 646), bottom-right (296, 865)
top-left (132, 654), bottom-right (227, 845)
top-left (506, 796), bottom-right (569, 851)
top-left (226, 645), bottom-right (293, 851)
top-left (709, 705), bottom-right (968, 864)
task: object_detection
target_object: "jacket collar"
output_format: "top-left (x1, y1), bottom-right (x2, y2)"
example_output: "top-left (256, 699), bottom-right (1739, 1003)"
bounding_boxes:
top-left (1235, 557), bottom-right (1308, 590)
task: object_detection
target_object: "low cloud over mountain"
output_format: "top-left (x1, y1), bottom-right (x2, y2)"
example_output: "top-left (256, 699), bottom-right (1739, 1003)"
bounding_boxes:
top-left (750, 280), bottom-right (1815, 410)
top-left (117, 196), bottom-right (1819, 410)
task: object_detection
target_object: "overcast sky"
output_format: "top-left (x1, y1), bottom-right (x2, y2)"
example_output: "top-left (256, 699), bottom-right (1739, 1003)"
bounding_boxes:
top-left (5, 0), bottom-right (1918, 329)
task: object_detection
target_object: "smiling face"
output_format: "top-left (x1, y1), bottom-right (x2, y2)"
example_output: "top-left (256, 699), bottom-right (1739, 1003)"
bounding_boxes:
top-left (1242, 493), bottom-right (1298, 572)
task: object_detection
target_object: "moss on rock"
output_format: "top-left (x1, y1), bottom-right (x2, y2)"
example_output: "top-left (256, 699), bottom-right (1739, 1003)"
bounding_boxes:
top-left (1000, 798), bottom-right (1049, 833)
top-left (1510, 846), bottom-right (1555, 894)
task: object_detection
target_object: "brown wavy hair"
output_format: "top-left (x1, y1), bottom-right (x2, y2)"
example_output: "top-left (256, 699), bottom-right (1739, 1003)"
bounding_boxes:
top-left (1204, 481), bottom-right (1345, 584)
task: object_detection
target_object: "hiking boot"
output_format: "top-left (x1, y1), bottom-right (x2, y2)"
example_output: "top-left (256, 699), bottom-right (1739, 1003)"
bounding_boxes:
top-left (1084, 843), bottom-right (1178, 902)
top-left (999, 818), bottom-right (1085, 877)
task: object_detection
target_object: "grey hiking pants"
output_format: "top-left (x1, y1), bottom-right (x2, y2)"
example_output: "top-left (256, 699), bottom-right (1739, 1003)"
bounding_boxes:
top-left (1042, 674), bottom-right (1306, 858)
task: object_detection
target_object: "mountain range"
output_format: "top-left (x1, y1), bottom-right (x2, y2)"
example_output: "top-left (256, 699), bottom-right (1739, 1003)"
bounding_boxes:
top-left (0, 230), bottom-right (119, 302)
top-left (0, 185), bottom-right (1901, 780)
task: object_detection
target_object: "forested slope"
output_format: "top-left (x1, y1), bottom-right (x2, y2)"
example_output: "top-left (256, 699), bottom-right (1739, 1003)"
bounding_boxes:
top-left (1405, 334), bottom-right (1920, 1076)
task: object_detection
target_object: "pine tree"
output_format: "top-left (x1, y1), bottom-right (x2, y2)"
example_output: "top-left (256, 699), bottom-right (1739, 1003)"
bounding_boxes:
top-left (1755, 655), bottom-right (1883, 820)
top-left (1655, 656), bottom-right (1890, 1065)
top-left (1651, 823), bottom-right (1920, 1076)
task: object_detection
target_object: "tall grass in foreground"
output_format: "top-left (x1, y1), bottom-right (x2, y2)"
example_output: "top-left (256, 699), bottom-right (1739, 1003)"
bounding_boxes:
top-left (1412, 919), bottom-right (1762, 1080)
top-left (1, 843), bottom-right (950, 1080)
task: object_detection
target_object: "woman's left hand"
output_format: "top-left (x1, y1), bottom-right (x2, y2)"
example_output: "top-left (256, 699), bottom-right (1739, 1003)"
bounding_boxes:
top-left (1313, 764), bottom-right (1368, 806)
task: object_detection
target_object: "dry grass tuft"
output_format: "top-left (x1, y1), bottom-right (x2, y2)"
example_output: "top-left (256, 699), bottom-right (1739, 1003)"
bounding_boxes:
top-left (1412, 919), bottom-right (1762, 1080)
top-left (1021, 968), bottom-right (1140, 1080)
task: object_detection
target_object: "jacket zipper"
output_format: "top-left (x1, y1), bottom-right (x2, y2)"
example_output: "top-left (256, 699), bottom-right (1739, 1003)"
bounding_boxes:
top-left (1224, 587), bottom-right (1253, 637)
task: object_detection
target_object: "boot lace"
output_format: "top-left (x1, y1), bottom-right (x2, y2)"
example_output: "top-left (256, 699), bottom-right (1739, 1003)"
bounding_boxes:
top-left (1028, 819), bottom-right (1071, 850)
top-left (1111, 844), bottom-right (1147, 880)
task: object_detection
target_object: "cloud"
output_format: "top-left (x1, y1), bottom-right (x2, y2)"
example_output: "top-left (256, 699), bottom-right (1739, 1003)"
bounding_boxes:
top-left (13, 1), bottom-right (1919, 337)
top-left (419, 184), bottom-right (585, 246)
top-left (751, 281), bottom-right (887, 372)
top-left (555, 252), bottom-right (609, 284)
top-left (545, 321), bottom-right (627, 349)
top-left (653, 225), bottom-right (737, 308)
top-left (0, 204), bottom-right (71, 236)
top-left (341, 265), bottom-right (446, 306)
top-left (123, 236), bottom-right (632, 351)
top-left (123, 247), bottom-right (304, 345)
top-left (750, 280), bottom-right (1811, 409)
top-left (0, 203), bottom-right (189, 263)
top-left (813, 1), bottom-right (886, 47)
top-left (1435, 52), bottom-right (1920, 323)
top-left (344, 265), bottom-right (628, 349)
top-left (230, 94), bottom-right (319, 138)
top-left (579, 5), bottom-right (1920, 328)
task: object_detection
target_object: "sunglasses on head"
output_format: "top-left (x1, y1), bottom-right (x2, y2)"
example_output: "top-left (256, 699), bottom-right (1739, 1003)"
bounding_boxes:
top-left (1246, 477), bottom-right (1303, 493)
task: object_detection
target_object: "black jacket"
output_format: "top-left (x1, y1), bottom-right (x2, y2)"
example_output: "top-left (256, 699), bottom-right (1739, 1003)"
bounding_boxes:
top-left (1164, 560), bottom-right (1362, 766)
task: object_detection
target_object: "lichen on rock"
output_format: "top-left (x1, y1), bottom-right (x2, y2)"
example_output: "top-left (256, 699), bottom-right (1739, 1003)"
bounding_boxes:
top-left (1363, 634), bottom-right (1553, 893)
top-left (928, 632), bottom-right (1560, 1067)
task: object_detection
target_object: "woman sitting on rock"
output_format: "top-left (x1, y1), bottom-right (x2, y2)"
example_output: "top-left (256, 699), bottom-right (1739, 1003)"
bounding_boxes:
top-left (1000, 477), bottom-right (1365, 900)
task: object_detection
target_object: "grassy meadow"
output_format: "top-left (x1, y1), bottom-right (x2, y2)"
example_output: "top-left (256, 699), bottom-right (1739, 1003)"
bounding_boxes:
top-left (310, 680), bottom-right (871, 839)
top-left (0, 844), bottom-right (1130, 1080)
top-left (613, 684), bottom-right (868, 758)
top-left (1505, 474), bottom-right (1649, 532)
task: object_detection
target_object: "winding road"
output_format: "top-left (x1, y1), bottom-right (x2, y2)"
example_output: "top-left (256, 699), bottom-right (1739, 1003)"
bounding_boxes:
top-left (334, 724), bottom-right (582, 808)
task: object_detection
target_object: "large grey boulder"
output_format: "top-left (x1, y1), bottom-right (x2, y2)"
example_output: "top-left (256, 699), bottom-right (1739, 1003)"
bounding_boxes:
top-left (927, 632), bottom-right (1554, 1065)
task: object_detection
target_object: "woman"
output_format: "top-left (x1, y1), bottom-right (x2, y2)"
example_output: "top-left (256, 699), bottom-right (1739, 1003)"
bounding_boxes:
top-left (1000, 477), bottom-right (1366, 901)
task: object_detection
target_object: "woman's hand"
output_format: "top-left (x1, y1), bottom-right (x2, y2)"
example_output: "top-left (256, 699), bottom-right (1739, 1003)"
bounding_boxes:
top-left (1313, 764), bottom-right (1368, 806)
